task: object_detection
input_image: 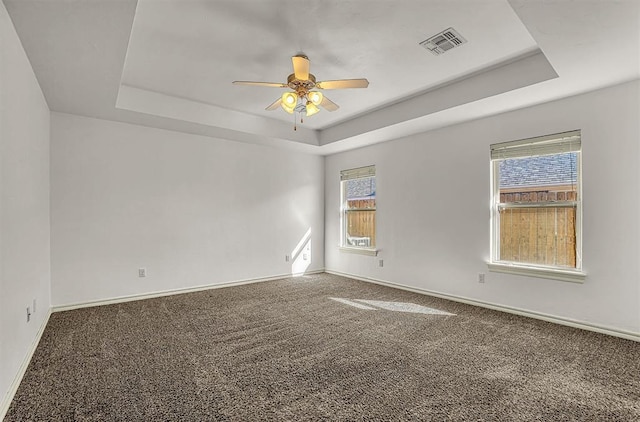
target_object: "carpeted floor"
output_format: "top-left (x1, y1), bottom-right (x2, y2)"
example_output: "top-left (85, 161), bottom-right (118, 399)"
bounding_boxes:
top-left (5, 273), bottom-right (640, 421)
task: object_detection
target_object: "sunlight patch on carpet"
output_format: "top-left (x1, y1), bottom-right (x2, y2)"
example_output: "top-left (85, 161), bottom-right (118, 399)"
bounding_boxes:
top-left (355, 299), bottom-right (455, 315)
top-left (329, 297), bottom-right (378, 310)
top-left (329, 297), bottom-right (455, 315)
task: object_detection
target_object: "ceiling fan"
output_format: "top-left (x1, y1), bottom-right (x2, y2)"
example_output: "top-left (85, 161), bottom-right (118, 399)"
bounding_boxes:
top-left (233, 54), bottom-right (369, 126)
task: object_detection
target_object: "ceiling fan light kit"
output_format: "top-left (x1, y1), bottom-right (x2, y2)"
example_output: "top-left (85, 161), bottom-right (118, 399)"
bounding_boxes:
top-left (305, 102), bottom-right (320, 117)
top-left (233, 54), bottom-right (369, 129)
top-left (281, 92), bottom-right (297, 114)
top-left (308, 91), bottom-right (323, 105)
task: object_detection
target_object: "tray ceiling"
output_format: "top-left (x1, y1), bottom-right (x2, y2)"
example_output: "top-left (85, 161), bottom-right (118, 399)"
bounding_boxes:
top-left (4, 0), bottom-right (639, 154)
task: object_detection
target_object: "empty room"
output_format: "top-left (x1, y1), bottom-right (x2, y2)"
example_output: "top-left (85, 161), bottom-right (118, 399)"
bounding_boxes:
top-left (1, 0), bottom-right (639, 420)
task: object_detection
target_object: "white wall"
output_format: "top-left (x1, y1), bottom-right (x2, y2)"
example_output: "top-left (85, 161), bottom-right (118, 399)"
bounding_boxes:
top-left (325, 80), bottom-right (640, 335)
top-left (0, 1), bottom-right (51, 410)
top-left (50, 113), bottom-right (324, 306)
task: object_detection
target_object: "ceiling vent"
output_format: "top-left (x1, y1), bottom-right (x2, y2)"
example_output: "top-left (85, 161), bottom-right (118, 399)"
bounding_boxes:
top-left (419, 28), bottom-right (467, 56)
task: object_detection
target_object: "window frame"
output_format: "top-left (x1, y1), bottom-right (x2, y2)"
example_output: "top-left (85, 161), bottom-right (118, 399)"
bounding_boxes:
top-left (489, 131), bottom-right (586, 283)
top-left (339, 166), bottom-right (378, 256)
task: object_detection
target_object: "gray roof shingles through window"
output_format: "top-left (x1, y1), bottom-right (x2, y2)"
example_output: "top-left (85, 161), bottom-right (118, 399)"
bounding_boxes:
top-left (346, 177), bottom-right (376, 200)
top-left (500, 152), bottom-right (578, 189)
top-left (344, 153), bottom-right (576, 197)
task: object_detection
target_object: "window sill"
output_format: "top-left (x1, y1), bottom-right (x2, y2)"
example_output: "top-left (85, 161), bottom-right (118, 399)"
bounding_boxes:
top-left (339, 246), bottom-right (378, 256)
top-left (487, 262), bottom-right (586, 283)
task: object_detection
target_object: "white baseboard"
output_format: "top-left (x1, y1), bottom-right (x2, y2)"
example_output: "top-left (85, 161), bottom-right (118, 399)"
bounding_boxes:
top-left (326, 269), bottom-right (640, 343)
top-left (1, 308), bottom-right (52, 421)
top-left (53, 269), bottom-right (325, 313)
top-left (1, 270), bottom-right (325, 418)
top-left (7, 268), bottom-right (633, 421)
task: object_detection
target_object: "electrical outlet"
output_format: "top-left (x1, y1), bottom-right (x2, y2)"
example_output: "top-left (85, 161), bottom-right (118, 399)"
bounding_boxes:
top-left (478, 273), bottom-right (485, 283)
top-left (285, 254), bottom-right (290, 262)
top-left (26, 307), bottom-right (31, 323)
top-left (139, 268), bottom-right (147, 277)
top-left (303, 253), bottom-right (308, 261)
top-left (378, 259), bottom-right (384, 267)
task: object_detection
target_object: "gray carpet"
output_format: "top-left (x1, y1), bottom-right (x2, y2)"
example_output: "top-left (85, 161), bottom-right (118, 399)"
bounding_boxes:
top-left (5, 273), bottom-right (640, 421)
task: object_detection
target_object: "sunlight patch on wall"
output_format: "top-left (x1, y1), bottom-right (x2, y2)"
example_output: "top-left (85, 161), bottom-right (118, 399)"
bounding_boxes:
top-left (291, 228), bottom-right (311, 276)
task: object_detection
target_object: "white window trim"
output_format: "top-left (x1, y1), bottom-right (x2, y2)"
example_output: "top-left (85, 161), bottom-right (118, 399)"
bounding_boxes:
top-left (489, 130), bottom-right (584, 282)
top-left (487, 262), bottom-right (586, 283)
top-left (339, 246), bottom-right (378, 256)
top-left (340, 165), bottom-right (376, 253)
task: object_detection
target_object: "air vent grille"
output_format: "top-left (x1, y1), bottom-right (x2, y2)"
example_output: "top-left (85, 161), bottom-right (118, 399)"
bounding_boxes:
top-left (419, 28), bottom-right (467, 56)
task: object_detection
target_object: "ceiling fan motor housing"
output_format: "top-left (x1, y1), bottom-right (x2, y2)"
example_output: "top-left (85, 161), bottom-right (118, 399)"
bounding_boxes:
top-left (287, 73), bottom-right (316, 96)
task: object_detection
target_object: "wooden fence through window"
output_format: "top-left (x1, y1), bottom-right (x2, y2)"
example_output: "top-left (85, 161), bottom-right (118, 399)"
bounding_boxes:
top-left (499, 190), bottom-right (577, 268)
top-left (345, 192), bottom-right (577, 267)
top-left (346, 199), bottom-right (376, 247)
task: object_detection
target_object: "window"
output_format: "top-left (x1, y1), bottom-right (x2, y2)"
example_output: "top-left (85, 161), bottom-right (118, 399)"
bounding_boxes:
top-left (340, 166), bottom-right (376, 254)
top-left (490, 131), bottom-right (585, 282)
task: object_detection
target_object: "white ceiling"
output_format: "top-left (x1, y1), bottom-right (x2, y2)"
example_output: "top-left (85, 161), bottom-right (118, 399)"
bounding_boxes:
top-left (4, 0), bottom-right (639, 155)
top-left (122, 0), bottom-right (538, 129)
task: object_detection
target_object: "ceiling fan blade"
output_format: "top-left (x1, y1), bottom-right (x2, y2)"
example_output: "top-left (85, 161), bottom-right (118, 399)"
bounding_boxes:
top-left (320, 96), bottom-right (339, 112)
top-left (233, 81), bottom-right (287, 88)
top-left (265, 98), bottom-right (282, 111)
top-left (316, 78), bottom-right (369, 89)
top-left (292, 55), bottom-right (310, 80)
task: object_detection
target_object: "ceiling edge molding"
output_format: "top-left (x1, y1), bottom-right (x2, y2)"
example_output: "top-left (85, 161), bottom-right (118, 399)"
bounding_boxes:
top-left (116, 84), bottom-right (320, 146)
top-left (319, 49), bottom-right (558, 146)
